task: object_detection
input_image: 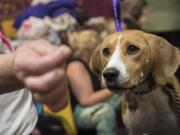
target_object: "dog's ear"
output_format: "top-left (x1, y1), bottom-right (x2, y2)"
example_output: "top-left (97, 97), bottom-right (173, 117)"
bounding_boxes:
top-left (90, 43), bottom-right (105, 78)
top-left (145, 34), bottom-right (180, 86)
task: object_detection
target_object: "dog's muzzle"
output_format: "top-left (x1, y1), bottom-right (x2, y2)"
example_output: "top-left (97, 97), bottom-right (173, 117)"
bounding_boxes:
top-left (103, 68), bottom-right (127, 90)
top-left (103, 68), bottom-right (119, 83)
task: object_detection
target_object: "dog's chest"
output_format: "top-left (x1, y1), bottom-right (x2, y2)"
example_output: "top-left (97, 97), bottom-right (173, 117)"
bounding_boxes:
top-left (122, 88), bottom-right (180, 135)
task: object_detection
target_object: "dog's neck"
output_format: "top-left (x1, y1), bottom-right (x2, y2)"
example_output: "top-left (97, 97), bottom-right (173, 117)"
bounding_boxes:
top-left (131, 65), bottom-right (179, 95)
top-left (126, 74), bottom-right (180, 120)
top-left (123, 78), bottom-right (158, 111)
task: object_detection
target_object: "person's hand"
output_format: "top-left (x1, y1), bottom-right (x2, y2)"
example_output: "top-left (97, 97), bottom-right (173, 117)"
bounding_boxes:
top-left (13, 40), bottom-right (72, 112)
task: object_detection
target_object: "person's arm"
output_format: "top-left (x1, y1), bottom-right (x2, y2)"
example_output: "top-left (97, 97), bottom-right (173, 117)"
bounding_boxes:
top-left (0, 40), bottom-right (72, 112)
top-left (67, 61), bottom-right (112, 107)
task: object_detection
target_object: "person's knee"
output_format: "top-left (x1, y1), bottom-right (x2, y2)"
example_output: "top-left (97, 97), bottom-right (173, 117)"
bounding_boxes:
top-left (91, 103), bottom-right (116, 123)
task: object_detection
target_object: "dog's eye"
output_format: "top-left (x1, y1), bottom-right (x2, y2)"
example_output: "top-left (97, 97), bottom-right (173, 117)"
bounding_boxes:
top-left (103, 48), bottom-right (110, 57)
top-left (126, 45), bottom-right (139, 55)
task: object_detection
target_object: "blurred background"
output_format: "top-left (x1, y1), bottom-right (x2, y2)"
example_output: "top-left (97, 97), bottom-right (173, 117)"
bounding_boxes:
top-left (0, 0), bottom-right (180, 135)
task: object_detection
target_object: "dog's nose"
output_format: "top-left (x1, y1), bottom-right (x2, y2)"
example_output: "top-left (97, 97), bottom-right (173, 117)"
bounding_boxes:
top-left (103, 68), bottom-right (119, 83)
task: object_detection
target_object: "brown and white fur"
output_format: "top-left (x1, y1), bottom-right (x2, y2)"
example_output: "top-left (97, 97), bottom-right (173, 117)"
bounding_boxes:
top-left (90, 30), bottom-right (180, 135)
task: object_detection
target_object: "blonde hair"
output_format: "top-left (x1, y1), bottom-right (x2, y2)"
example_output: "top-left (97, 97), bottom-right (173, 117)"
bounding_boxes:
top-left (69, 30), bottom-right (101, 57)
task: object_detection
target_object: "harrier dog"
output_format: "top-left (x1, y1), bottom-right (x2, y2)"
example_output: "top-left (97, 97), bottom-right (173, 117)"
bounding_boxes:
top-left (90, 30), bottom-right (180, 135)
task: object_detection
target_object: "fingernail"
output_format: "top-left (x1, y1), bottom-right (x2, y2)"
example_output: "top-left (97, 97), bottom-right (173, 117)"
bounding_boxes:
top-left (59, 45), bottom-right (72, 55)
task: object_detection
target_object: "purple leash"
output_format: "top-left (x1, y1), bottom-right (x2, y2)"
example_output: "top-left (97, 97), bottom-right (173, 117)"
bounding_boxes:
top-left (112, 0), bottom-right (122, 32)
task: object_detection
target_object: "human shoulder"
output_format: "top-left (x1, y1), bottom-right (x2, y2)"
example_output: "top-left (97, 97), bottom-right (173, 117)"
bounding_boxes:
top-left (67, 60), bottom-right (87, 73)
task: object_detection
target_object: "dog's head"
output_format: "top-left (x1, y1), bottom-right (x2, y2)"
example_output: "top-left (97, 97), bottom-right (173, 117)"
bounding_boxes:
top-left (90, 30), bottom-right (179, 92)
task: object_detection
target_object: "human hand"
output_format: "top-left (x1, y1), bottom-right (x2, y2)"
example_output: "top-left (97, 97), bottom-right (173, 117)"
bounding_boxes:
top-left (13, 40), bottom-right (71, 112)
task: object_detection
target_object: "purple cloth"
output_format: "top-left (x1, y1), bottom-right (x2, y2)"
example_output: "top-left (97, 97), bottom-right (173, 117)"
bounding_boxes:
top-left (112, 0), bottom-right (122, 32)
top-left (47, 1), bottom-right (78, 18)
top-left (14, 0), bottom-right (78, 29)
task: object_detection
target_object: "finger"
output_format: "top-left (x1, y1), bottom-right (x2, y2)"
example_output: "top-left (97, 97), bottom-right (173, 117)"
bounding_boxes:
top-left (47, 94), bottom-right (69, 112)
top-left (33, 80), bottom-right (69, 112)
top-left (18, 45), bottom-right (71, 75)
top-left (33, 78), bottom-right (67, 103)
top-left (25, 68), bottom-right (66, 94)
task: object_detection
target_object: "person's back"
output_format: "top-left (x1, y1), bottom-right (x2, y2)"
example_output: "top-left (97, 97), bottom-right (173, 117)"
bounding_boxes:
top-left (137, 0), bottom-right (180, 47)
top-left (141, 0), bottom-right (180, 32)
top-left (67, 30), bottom-right (120, 135)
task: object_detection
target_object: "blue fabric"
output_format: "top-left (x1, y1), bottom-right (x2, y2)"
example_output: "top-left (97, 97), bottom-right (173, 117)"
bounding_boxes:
top-left (36, 102), bottom-right (43, 114)
top-left (14, 4), bottom-right (48, 29)
top-left (14, 0), bottom-right (78, 29)
top-left (49, 7), bottom-right (78, 18)
top-left (47, 0), bottom-right (78, 9)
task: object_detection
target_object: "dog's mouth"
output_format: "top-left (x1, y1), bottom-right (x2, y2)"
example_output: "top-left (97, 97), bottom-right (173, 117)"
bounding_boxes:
top-left (103, 78), bottom-right (136, 91)
top-left (106, 84), bottom-right (136, 92)
top-left (106, 77), bottom-right (156, 95)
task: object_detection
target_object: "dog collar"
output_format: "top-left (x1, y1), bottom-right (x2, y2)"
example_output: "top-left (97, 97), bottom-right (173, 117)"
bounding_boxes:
top-left (131, 78), bottom-right (157, 95)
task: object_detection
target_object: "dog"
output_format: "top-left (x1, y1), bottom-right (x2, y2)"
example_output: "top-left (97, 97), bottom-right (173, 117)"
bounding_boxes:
top-left (90, 30), bottom-right (180, 135)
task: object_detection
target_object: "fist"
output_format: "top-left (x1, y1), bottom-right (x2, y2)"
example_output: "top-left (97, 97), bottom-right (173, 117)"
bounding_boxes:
top-left (13, 40), bottom-right (72, 112)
